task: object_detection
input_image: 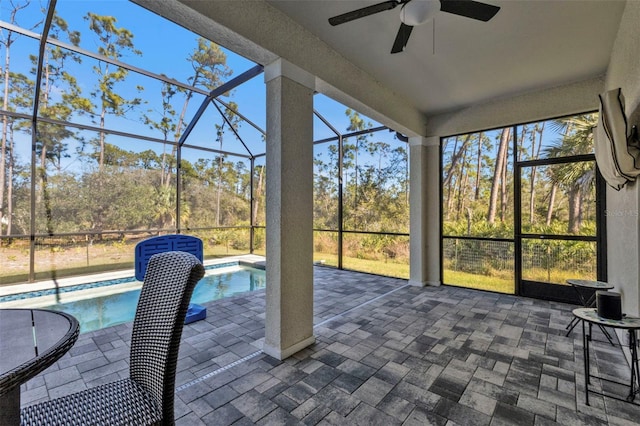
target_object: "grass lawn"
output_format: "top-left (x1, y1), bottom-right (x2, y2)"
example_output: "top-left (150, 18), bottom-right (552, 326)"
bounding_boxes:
top-left (3, 243), bottom-right (590, 298)
top-left (444, 270), bottom-right (515, 294)
top-left (314, 252), bottom-right (410, 279)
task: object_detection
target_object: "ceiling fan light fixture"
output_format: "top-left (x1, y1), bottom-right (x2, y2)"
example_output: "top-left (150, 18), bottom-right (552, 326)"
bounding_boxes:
top-left (400, 0), bottom-right (441, 26)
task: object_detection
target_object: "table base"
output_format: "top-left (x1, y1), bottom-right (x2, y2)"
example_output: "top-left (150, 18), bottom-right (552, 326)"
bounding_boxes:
top-left (583, 321), bottom-right (640, 406)
top-left (0, 386), bottom-right (21, 425)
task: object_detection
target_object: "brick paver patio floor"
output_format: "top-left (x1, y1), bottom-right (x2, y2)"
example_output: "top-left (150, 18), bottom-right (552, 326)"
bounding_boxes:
top-left (19, 267), bottom-right (640, 425)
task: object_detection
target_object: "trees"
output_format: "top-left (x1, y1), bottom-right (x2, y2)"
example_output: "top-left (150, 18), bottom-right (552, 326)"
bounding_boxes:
top-left (214, 102), bottom-right (240, 226)
top-left (2, 10), bottom-right (247, 237)
top-left (85, 13), bottom-right (142, 171)
top-left (1, 72), bottom-right (31, 235)
top-left (311, 120), bottom-right (409, 265)
top-left (32, 14), bottom-right (91, 234)
top-left (173, 37), bottom-right (230, 147)
top-left (340, 109), bottom-right (409, 233)
top-left (544, 114), bottom-right (597, 234)
top-left (524, 123), bottom-right (545, 225)
top-left (443, 134), bottom-right (472, 222)
top-left (442, 130), bottom-right (512, 234)
top-left (487, 128), bottom-right (511, 225)
top-left (0, 2), bottom-right (283, 281)
top-left (444, 115), bottom-right (597, 238)
top-left (313, 143), bottom-right (339, 229)
top-left (0, 1), bottom-right (417, 279)
top-left (142, 80), bottom-right (177, 188)
top-left (252, 162), bottom-right (265, 226)
top-left (313, 111), bottom-right (408, 236)
top-left (344, 108), bottom-right (374, 224)
top-left (142, 80), bottom-right (179, 229)
top-left (141, 37), bottom-right (231, 230)
top-left (441, 114), bottom-right (598, 291)
top-left (0, 0), bottom-right (42, 235)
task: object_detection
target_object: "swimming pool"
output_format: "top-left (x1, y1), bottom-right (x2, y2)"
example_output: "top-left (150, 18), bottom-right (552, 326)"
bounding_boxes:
top-left (0, 264), bottom-right (265, 333)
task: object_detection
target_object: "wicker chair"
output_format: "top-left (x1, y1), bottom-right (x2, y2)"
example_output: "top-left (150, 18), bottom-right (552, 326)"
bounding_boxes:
top-left (20, 251), bottom-right (205, 426)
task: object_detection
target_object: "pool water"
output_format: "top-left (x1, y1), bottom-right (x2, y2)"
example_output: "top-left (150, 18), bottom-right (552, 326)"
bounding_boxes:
top-left (44, 266), bottom-right (265, 333)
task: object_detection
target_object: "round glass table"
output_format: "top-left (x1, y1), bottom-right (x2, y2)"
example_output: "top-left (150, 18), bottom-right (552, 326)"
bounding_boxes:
top-left (0, 309), bottom-right (79, 425)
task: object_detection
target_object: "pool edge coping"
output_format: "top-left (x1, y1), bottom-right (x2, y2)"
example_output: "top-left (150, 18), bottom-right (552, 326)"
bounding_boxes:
top-left (0, 254), bottom-right (265, 300)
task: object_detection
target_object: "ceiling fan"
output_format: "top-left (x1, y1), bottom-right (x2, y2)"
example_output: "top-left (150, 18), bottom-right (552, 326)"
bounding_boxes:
top-left (328, 0), bottom-right (500, 54)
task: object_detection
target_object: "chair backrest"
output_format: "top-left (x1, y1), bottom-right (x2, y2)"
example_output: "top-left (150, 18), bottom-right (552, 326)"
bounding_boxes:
top-left (134, 235), bottom-right (203, 281)
top-left (128, 251), bottom-right (205, 421)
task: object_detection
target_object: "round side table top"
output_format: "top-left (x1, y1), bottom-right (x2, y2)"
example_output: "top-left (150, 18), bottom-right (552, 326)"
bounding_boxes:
top-left (567, 279), bottom-right (614, 290)
top-left (573, 308), bottom-right (640, 329)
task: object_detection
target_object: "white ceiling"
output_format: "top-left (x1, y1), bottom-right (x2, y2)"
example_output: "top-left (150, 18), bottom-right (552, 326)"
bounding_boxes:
top-left (267, 0), bottom-right (626, 117)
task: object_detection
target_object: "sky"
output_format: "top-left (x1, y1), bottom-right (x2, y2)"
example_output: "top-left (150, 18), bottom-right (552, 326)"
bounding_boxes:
top-left (1, 0), bottom-right (401, 171)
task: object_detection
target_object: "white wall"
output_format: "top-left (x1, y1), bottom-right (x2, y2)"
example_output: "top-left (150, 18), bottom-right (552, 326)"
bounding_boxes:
top-left (603, 2), bottom-right (640, 316)
top-left (426, 77), bottom-right (603, 138)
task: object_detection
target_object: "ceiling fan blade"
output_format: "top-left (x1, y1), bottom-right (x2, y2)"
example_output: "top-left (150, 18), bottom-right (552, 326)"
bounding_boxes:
top-left (329, 0), bottom-right (401, 26)
top-left (391, 23), bottom-right (413, 54)
top-left (439, 0), bottom-right (500, 22)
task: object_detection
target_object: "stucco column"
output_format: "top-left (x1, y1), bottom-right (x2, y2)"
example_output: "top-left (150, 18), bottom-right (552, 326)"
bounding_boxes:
top-left (409, 136), bottom-right (441, 287)
top-left (263, 59), bottom-right (315, 360)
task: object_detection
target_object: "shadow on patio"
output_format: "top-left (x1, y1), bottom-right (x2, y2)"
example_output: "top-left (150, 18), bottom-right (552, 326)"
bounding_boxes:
top-left (20, 267), bottom-right (640, 425)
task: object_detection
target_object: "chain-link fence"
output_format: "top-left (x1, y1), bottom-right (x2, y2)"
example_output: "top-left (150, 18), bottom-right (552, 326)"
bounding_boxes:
top-left (521, 239), bottom-right (596, 283)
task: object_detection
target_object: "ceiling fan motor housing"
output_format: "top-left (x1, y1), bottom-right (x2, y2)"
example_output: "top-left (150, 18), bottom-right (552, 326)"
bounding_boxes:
top-left (400, 0), bottom-right (441, 26)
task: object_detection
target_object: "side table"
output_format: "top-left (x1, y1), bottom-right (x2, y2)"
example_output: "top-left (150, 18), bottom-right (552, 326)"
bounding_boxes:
top-left (565, 279), bottom-right (614, 345)
top-left (573, 307), bottom-right (640, 406)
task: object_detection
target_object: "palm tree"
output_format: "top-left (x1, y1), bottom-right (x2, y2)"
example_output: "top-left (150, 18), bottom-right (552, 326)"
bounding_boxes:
top-left (544, 113), bottom-right (598, 234)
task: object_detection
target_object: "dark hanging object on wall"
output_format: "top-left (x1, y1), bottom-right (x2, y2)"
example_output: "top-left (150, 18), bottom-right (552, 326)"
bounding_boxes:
top-left (595, 87), bottom-right (640, 190)
top-left (597, 290), bottom-right (622, 320)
